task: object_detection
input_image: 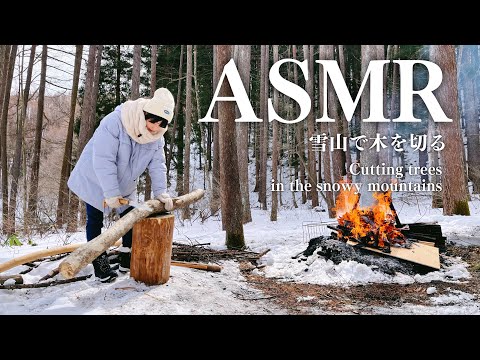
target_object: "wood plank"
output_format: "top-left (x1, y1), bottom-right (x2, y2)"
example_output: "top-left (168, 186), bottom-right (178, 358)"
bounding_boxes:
top-left (347, 240), bottom-right (440, 270)
top-left (417, 241), bottom-right (435, 247)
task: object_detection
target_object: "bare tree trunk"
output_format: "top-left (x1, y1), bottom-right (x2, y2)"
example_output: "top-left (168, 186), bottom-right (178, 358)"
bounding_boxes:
top-left (389, 45), bottom-right (399, 171)
top-left (0, 46), bottom-right (9, 173)
top-left (131, 45), bottom-right (141, 100)
top-left (359, 45), bottom-right (382, 206)
top-left (0, 46), bottom-right (6, 123)
top-left (258, 45), bottom-right (267, 209)
top-left (461, 45), bottom-right (480, 193)
top-left (431, 45), bottom-right (470, 215)
top-left (338, 45), bottom-right (351, 180)
top-left (318, 45), bottom-right (334, 216)
top-left (182, 45), bottom-right (192, 220)
top-left (56, 46), bottom-right (81, 228)
top-left (304, 45), bottom-right (318, 208)
top-left (255, 46), bottom-right (265, 197)
top-left (428, 115), bottom-right (443, 207)
top-left (253, 122), bottom-right (260, 192)
top-left (1, 45), bottom-right (17, 234)
top-left (270, 45), bottom-right (280, 221)
top-left (234, 45), bottom-right (252, 224)
top-left (9, 46), bottom-right (35, 234)
top-left (80, 45), bottom-right (102, 227)
top-left (293, 45), bottom-right (306, 204)
top-left (217, 45), bottom-right (245, 249)
top-left (67, 45), bottom-right (98, 232)
top-left (115, 45), bottom-right (121, 105)
top-left (325, 45), bottom-right (343, 197)
top-left (210, 46), bottom-right (221, 217)
top-left (27, 45), bottom-right (47, 223)
top-left (194, 45), bottom-right (207, 192)
top-left (377, 45), bottom-right (390, 186)
top-left (130, 44), bottom-right (141, 101)
top-left (144, 45), bottom-right (158, 201)
top-left (166, 45), bottom-right (184, 180)
top-left (77, 45), bottom-right (98, 159)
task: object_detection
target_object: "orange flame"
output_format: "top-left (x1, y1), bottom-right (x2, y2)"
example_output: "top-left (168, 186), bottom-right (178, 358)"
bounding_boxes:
top-left (334, 180), bottom-right (405, 250)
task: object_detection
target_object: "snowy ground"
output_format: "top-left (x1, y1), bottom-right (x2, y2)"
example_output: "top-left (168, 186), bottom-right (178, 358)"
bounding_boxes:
top-left (1, 190), bottom-right (480, 315)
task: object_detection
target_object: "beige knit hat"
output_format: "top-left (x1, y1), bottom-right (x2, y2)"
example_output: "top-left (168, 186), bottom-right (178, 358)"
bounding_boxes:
top-left (143, 88), bottom-right (175, 122)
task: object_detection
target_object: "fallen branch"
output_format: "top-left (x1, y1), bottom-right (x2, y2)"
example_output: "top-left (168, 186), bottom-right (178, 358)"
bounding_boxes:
top-left (0, 240), bottom-right (122, 274)
top-left (0, 275), bottom-right (91, 290)
top-left (171, 260), bottom-right (221, 272)
top-left (0, 274), bottom-right (23, 285)
top-left (0, 243), bottom-right (82, 274)
top-left (39, 268), bottom-right (60, 282)
top-left (59, 189), bottom-right (205, 279)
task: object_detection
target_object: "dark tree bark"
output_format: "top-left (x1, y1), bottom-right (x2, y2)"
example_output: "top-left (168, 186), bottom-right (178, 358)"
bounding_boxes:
top-left (258, 45), bottom-right (268, 210)
top-left (27, 45), bottom-right (46, 219)
top-left (325, 45), bottom-right (343, 193)
top-left (271, 45), bottom-right (280, 221)
top-left (461, 45), bottom-right (480, 193)
top-left (131, 45), bottom-right (141, 100)
top-left (67, 45), bottom-right (99, 232)
top-left (431, 45), bottom-right (470, 215)
top-left (217, 45), bottom-right (245, 249)
top-left (9, 46), bottom-right (36, 234)
top-left (318, 45), bottom-right (335, 217)
top-left (359, 45), bottom-right (383, 206)
top-left (115, 45), bottom-right (121, 105)
top-left (234, 45), bottom-right (252, 224)
top-left (144, 45), bottom-right (158, 201)
top-left (304, 45), bottom-right (319, 208)
top-left (1, 45), bottom-right (17, 234)
top-left (167, 45), bottom-right (184, 181)
top-left (337, 45), bottom-right (351, 180)
top-left (210, 46), bottom-right (221, 216)
top-left (293, 45), bottom-right (307, 204)
top-left (56, 45), bottom-right (81, 227)
top-left (183, 45), bottom-right (193, 220)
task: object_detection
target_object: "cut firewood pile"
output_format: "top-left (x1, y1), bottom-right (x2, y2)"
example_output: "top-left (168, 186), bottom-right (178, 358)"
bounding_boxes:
top-left (297, 182), bottom-right (446, 275)
top-left (170, 242), bottom-right (270, 264)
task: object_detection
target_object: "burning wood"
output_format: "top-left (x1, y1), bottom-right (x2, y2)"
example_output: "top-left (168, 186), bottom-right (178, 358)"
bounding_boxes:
top-left (333, 181), bottom-right (406, 253)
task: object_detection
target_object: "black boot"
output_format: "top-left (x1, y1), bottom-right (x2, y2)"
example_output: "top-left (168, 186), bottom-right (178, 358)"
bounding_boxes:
top-left (118, 247), bottom-right (131, 273)
top-left (92, 252), bottom-right (118, 282)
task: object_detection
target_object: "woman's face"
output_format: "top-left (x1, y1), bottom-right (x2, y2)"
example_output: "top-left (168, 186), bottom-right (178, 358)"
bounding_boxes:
top-left (146, 119), bottom-right (162, 134)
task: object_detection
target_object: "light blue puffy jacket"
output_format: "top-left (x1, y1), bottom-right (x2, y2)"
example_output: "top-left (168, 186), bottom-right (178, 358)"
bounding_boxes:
top-left (67, 104), bottom-right (167, 212)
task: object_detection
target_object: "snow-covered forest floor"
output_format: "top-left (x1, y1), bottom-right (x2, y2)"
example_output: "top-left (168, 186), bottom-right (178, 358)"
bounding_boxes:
top-left (1, 188), bottom-right (480, 315)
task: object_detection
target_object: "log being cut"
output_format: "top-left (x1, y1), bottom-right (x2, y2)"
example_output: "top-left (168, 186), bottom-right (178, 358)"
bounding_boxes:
top-left (58, 189), bottom-right (205, 279)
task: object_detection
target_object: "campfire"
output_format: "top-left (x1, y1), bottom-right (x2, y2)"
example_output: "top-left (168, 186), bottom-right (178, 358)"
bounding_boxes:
top-left (331, 182), bottom-right (405, 253)
top-left (300, 179), bottom-right (446, 272)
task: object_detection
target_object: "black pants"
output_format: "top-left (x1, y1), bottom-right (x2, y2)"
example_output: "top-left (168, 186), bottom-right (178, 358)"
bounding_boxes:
top-left (85, 203), bottom-right (134, 247)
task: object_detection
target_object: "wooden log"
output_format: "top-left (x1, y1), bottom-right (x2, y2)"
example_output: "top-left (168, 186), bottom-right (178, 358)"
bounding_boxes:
top-left (59, 189), bottom-right (205, 279)
top-left (0, 274), bottom-right (23, 285)
top-left (131, 214), bottom-right (175, 285)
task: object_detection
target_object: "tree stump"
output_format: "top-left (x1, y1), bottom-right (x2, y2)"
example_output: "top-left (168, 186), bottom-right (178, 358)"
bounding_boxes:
top-left (131, 214), bottom-right (174, 285)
